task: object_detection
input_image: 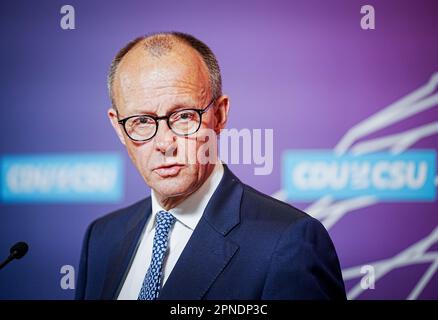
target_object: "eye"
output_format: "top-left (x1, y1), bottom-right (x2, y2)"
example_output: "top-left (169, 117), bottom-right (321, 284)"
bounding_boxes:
top-left (139, 116), bottom-right (150, 124)
top-left (180, 112), bottom-right (191, 119)
top-left (138, 116), bottom-right (154, 124)
top-left (174, 111), bottom-right (196, 121)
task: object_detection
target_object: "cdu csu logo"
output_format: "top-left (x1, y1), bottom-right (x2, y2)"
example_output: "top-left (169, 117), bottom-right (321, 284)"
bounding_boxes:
top-left (282, 150), bottom-right (436, 202)
top-left (1, 153), bottom-right (123, 203)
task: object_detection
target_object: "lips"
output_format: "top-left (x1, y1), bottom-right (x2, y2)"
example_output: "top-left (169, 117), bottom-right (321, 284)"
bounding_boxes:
top-left (153, 164), bottom-right (184, 178)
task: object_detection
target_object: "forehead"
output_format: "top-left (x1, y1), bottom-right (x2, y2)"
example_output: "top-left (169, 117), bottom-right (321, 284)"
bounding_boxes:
top-left (113, 42), bottom-right (210, 114)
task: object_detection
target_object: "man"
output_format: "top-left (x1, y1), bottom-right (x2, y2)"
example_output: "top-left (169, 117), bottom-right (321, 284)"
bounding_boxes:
top-left (75, 32), bottom-right (346, 300)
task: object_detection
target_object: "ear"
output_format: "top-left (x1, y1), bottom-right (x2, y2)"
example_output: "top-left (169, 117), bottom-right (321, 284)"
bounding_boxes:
top-left (213, 95), bottom-right (230, 135)
top-left (108, 107), bottom-right (126, 146)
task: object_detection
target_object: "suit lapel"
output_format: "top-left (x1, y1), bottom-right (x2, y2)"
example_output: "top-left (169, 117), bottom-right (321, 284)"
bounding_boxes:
top-left (159, 165), bottom-right (243, 299)
top-left (158, 218), bottom-right (238, 299)
top-left (100, 198), bottom-right (152, 299)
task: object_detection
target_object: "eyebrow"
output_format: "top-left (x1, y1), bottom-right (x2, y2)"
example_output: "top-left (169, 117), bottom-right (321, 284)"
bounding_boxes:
top-left (130, 101), bottom-right (198, 117)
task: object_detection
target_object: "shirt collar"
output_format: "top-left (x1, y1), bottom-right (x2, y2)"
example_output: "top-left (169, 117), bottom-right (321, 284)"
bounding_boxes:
top-left (151, 162), bottom-right (224, 231)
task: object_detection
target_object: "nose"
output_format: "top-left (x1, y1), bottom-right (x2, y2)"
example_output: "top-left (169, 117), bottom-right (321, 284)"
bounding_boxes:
top-left (154, 119), bottom-right (177, 155)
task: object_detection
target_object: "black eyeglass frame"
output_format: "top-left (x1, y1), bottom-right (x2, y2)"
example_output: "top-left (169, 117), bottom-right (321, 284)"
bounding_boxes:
top-left (117, 98), bottom-right (216, 142)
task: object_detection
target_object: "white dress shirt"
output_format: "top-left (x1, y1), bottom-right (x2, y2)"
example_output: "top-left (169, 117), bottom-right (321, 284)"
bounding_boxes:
top-left (117, 163), bottom-right (224, 300)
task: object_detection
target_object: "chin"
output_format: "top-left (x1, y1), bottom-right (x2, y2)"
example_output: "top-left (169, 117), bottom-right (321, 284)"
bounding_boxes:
top-left (150, 177), bottom-right (196, 199)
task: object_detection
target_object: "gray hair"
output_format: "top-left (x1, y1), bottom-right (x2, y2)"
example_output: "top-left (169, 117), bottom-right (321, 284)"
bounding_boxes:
top-left (107, 31), bottom-right (222, 110)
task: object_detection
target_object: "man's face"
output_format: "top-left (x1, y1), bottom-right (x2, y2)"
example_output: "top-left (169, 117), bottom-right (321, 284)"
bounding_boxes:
top-left (108, 43), bottom-right (229, 205)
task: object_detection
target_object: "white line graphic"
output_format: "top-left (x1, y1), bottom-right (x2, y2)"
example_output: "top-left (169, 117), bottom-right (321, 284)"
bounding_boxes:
top-left (342, 226), bottom-right (438, 300)
top-left (272, 72), bottom-right (438, 299)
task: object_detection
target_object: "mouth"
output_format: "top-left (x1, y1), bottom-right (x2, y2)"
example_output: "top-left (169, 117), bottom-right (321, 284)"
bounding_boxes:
top-left (153, 164), bottom-right (185, 178)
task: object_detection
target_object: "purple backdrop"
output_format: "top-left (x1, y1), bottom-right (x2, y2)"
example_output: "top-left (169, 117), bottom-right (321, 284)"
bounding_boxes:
top-left (1, 0), bottom-right (437, 299)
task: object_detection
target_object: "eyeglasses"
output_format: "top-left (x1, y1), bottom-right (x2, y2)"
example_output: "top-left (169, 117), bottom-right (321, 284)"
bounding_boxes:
top-left (117, 99), bottom-right (216, 141)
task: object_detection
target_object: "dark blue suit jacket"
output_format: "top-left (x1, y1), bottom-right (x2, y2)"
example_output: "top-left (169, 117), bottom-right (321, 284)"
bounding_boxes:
top-left (76, 166), bottom-right (346, 300)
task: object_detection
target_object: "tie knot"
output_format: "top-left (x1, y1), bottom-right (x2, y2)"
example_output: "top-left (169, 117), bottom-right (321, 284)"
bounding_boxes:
top-left (156, 210), bottom-right (176, 228)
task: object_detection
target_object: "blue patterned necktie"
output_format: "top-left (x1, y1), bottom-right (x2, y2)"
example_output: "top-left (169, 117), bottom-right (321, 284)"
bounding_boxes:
top-left (138, 210), bottom-right (176, 300)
